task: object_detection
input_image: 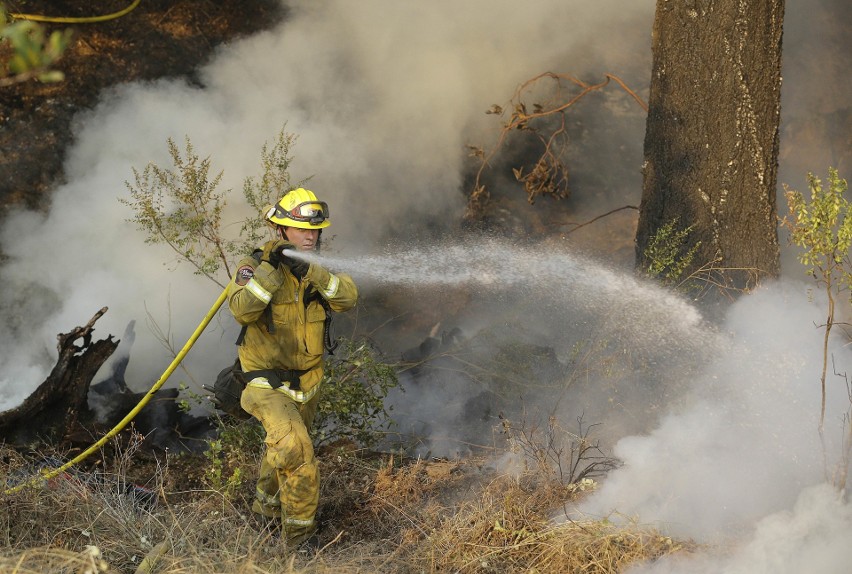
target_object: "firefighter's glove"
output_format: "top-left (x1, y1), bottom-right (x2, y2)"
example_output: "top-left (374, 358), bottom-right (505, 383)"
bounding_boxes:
top-left (251, 257), bottom-right (285, 293)
top-left (261, 239), bottom-right (297, 269)
top-left (282, 252), bottom-right (311, 279)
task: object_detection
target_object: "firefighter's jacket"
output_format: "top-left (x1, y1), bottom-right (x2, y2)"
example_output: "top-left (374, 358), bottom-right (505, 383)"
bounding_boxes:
top-left (227, 253), bottom-right (358, 400)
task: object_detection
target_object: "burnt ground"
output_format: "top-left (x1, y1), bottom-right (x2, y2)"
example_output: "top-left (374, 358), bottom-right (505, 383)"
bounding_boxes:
top-left (0, 0), bottom-right (284, 215)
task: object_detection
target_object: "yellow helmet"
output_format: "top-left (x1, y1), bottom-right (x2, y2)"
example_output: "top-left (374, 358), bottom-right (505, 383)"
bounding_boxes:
top-left (265, 188), bottom-right (330, 229)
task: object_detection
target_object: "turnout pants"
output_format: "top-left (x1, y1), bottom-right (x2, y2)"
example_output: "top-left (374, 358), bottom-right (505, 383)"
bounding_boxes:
top-left (240, 385), bottom-right (320, 542)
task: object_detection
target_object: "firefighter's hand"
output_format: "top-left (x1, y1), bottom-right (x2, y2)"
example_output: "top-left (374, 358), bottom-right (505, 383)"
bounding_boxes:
top-left (282, 251), bottom-right (310, 279)
top-left (261, 239), bottom-right (296, 269)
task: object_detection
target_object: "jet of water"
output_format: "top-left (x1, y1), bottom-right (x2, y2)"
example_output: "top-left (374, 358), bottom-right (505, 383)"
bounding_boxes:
top-left (298, 238), bottom-right (720, 360)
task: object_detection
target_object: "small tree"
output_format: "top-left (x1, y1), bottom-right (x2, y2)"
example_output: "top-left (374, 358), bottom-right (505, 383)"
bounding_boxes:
top-left (781, 167), bottom-right (852, 490)
top-left (314, 339), bottom-right (399, 449)
top-left (122, 128), bottom-right (304, 285)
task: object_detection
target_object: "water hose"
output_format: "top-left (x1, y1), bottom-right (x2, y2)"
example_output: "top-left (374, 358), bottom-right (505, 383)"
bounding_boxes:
top-left (4, 287), bottom-right (228, 495)
top-left (9, 0), bottom-right (141, 24)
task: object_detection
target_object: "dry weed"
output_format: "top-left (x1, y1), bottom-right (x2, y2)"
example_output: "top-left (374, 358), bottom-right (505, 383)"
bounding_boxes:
top-left (0, 545), bottom-right (109, 574)
top-left (2, 427), bottom-right (692, 574)
top-left (423, 475), bottom-right (692, 573)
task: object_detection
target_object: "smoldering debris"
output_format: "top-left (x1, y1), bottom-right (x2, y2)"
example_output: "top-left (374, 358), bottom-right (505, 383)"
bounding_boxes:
top-left (0, 313), bottom-right (216, 454)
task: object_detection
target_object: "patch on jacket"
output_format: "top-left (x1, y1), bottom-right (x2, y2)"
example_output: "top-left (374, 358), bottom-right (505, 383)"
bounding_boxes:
top-left (236, 265), bottom-right (255, 286)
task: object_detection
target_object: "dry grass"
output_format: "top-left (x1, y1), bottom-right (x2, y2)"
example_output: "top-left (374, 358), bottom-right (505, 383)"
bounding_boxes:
top-left (423, 481), bottom-right (689, 573)
top-left (0, 545), bottom-right (110, 574)
top-left (1, 424), bottom-right (695, 574)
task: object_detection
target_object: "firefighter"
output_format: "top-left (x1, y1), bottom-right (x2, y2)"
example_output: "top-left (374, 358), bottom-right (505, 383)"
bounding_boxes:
top-left (227, 188), bottom-right (358, 545)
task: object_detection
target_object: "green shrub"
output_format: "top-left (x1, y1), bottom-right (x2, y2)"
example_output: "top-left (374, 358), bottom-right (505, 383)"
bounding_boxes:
top-left (314, 339), bottom-right (399, 449)
top-left (202, 417), bottom-right (265, 497)
top-left (642, 217), bottom-right (700, 286)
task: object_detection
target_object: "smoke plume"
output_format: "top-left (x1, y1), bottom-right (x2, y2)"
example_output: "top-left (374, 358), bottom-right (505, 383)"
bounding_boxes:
top-left (0, 0), bottom-right (653, 408)
top-left (576, 280), bottom-right (852, 572)
top-left (1, 0), bottom-right (851, 571)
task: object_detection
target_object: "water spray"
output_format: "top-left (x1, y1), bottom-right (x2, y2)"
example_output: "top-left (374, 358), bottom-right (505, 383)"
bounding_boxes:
top-left (299, 238), bottom-right (715, 356)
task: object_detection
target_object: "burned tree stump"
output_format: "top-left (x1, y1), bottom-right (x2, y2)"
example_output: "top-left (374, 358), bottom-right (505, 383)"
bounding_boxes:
top-left (0, 307), bottom-right (118, 446)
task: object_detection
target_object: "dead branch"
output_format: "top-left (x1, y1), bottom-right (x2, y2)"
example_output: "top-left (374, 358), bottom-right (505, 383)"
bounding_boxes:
top-left (464, 72), bottom-right (647, 222)
top-left (561, 205), bottom-right (639, 236)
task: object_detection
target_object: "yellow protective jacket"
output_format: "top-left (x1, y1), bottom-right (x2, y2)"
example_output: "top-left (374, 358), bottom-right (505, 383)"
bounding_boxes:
top-left (227, 252), bottom-right (358, 401)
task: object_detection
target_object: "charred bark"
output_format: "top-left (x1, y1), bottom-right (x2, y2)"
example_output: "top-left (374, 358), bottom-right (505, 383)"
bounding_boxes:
top-left (636, 0), bottom-right (784, 292)
top-left (0, 308), bottom-right (118, 446)
top-left (0, 311), bottom-right (216, 453)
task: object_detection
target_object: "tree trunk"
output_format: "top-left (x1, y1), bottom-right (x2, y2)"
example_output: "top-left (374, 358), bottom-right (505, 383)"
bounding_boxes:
top-left (0, 308), bottom-right (118, 446)
top-left (636, 0), bottom-right (784, 292)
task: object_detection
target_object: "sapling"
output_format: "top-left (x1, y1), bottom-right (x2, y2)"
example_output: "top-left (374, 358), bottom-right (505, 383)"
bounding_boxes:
top-left (781, 167), bottom-right (852, 490)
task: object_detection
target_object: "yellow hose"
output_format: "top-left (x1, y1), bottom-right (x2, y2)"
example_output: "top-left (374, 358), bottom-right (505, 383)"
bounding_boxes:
top-left (9, 0), bottom-right (141, 24)
top-left (4, 287), bottom-right (228, 495)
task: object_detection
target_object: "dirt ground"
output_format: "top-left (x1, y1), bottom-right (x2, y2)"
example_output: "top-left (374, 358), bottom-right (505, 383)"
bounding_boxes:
top-left (0, 0), bottom-right (283, 214)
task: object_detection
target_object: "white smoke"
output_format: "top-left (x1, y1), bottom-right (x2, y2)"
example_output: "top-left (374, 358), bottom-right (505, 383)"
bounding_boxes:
top-left (575, 279), bottom-right (852, 572)
top-left (0, 0), bottom-right (655, 408)
top-left (626, 483), bottom-right (852, 574)
top-left (1, 0), bottom-right (851, 571)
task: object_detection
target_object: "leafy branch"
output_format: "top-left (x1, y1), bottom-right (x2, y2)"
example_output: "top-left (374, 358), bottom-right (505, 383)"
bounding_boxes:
top-left (240, 128), bottom-right (311, 252)
top-left (642, 217), bottom-right (701, 286)
top-left (315, 339), bottom-right (399, 449)
top-left (121, 128), bottom-right (301, 287)
top-left (0, 6), bottom-right (71, 87)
